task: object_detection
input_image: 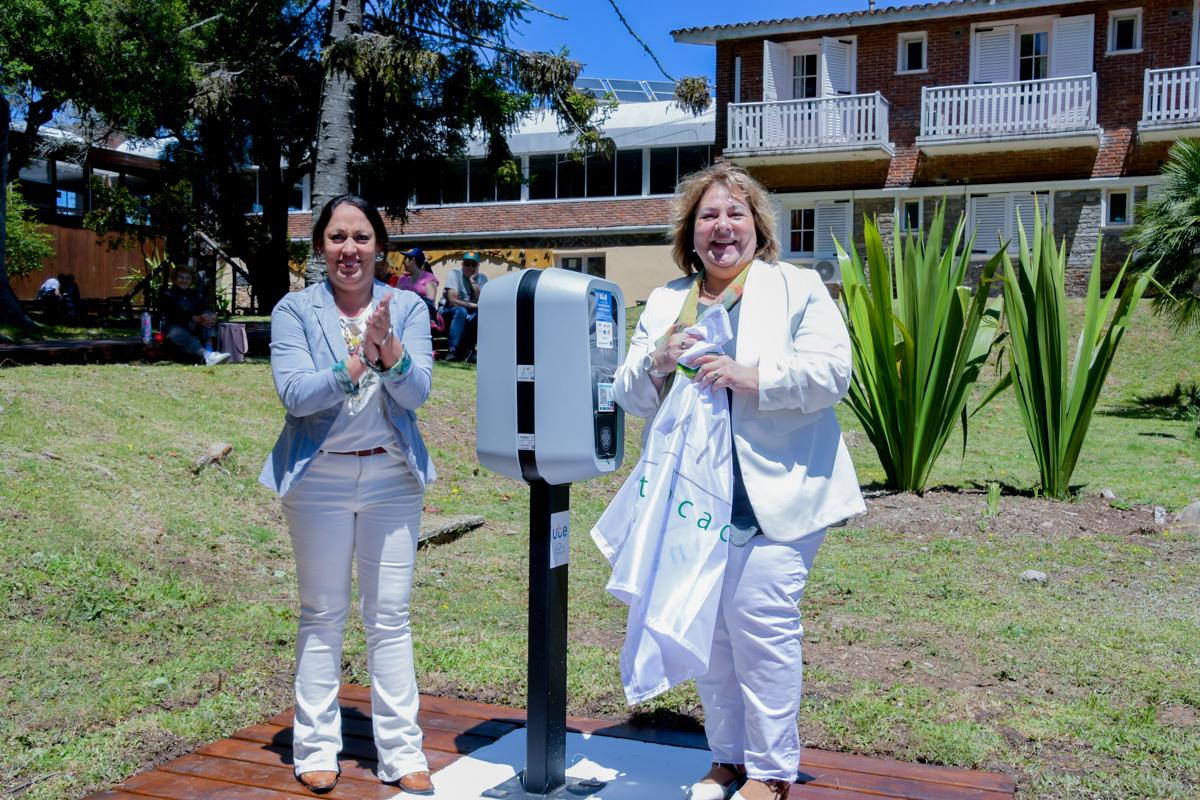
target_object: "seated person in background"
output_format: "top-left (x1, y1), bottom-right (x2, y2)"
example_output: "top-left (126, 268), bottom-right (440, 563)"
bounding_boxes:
top-left (158, 264), bottom-right (230, 366)
top-left (61, 274), bottom-right (81, 320)
top-left (36, 274), bottom-right (66, 321)
top-left (443, 251), bottom-right (487, 362)
top-left (375, 250), bottom-right (398, 286)
top-left (396, 247), bottom-right (441, 330)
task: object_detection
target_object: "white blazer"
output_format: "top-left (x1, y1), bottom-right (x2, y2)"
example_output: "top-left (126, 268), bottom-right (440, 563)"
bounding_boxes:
top-left (614, 259), bottom-right (865, 541)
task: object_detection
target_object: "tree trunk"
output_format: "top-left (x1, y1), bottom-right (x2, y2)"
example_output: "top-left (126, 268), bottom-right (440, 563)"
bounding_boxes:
top-left (0, 94), bottom-right (38, 334)
top-left (256, 144), bottom-right (293, 313)
top-left (309, 0), bottom-right (362, 284)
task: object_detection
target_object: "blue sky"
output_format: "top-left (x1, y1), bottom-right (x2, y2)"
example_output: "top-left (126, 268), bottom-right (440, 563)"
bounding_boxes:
top-left (508, 1), bottom-right (907, 83)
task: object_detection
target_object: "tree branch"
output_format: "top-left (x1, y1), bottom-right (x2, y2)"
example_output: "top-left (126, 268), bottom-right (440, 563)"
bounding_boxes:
top-left (603, 0), bottom-right (674, 82)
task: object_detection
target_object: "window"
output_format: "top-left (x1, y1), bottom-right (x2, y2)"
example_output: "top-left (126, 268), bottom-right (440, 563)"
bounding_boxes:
top-left (55, 161), bottom-right (86, 216)
top-left (900, 198), bottom-right (923, 233)
top-left (787, 201), bottom-right (851, 257)
top-left (559, 254), bottom-right (606, 277)
top-left (615, 150), bottom-right (642, 196)
top-left (649, 145), bottom-right (712, 195)
top-left (792, 53), bottom-right (818, 99)
top-left (790, 208), bottom-right (815, 254)
top-left (528, 155), bottom-right (556, 200)
top-left (1019, 31), bottom-right (1049, 81)
top-left (585, 152), bottom-right (615, 198)
top-left (968, 191), bottom-right (1051, 253)
top-left (556, 155), bottom-right (585, 199)
top-left (897, 32), bottom-right (927, 73)
top-left (1106, 189), bottom-right (1131, 226)
top-left (1108, 9), bottom-right (1142, 53)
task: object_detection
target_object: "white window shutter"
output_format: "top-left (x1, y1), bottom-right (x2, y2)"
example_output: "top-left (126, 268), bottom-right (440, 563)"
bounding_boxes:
top-left (1050, 15), bottom-right (1094, 78)
top-left (820, 37), bottom-right (853, 96)
top-left (972, 25), bottom-right (1016, 83)
top-left (815, 201), bottom-right (851, 257)
top-left (1013, 192), bottom-right (1051, 247)
top-left (970, 194), bottom-right (1009, 253)
top-left (764, 41), bottom-right (789, 101)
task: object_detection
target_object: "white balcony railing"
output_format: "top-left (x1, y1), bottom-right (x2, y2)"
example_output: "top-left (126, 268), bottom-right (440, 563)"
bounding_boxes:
top-left (727, 93), bottom-right (891, 153)
top-left (1142, 65), bottom-right (1200, 128)
top-left (920, 74), bottom-right (1097, 142)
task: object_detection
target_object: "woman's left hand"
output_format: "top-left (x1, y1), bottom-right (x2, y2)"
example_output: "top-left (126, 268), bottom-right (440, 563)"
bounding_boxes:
top-left (693, 354), bottom-right (758, 395)
top-left (366, 295), bottom-right (403, 368)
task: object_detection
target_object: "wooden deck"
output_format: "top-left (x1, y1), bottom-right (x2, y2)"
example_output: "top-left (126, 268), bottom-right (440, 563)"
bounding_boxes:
top-left (83, 685), bottom-right (1016, 799)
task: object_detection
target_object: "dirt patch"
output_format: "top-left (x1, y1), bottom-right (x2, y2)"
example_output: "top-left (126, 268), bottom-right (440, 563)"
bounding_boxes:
top-left (856, 487), bottom-right (1166, 540)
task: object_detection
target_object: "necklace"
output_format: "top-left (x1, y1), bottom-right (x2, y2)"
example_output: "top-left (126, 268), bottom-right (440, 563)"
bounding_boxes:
top-left (699, 276), bottom-right (721, 301)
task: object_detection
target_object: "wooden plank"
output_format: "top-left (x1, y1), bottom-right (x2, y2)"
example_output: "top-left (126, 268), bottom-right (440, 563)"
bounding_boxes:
top-left (801, 749), bottom-right (1017, 794)
top-left (159, 753), bottom-right (400, 799)
top-left (267, 700), bottom-right (518, 742)
top-left (194, 735), bottom-right (460, 779)
top-left (82, 793), bottom-right (158, 800)
top-left (797, 762), bottom-right (1013, 800)
top-left (118, 770), bottom-right (298, 799)
top-left (789, 785), bottom-right (903, 800)
top-left (230, 721), bottom-right (492, 759)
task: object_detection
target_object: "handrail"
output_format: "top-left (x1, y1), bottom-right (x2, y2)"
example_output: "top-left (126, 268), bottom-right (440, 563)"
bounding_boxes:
top-left (920, 74), bottom-right (1096, 140)
top-left (726, 92), bottom-right (891, 152)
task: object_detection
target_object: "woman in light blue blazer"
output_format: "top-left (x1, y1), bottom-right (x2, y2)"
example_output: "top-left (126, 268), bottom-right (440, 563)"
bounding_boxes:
top-left (614, 165), bottom-right (864, 800)
top-left (260, 195), bottom-right (436, 796)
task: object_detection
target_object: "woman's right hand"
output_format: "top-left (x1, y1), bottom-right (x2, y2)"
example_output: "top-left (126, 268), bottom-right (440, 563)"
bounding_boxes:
top-left (650, 331), bottom-right (701, 375)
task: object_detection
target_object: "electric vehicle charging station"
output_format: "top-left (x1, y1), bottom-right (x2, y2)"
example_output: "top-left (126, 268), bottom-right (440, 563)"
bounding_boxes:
top-left (476, 268), bottom-right (625, 798)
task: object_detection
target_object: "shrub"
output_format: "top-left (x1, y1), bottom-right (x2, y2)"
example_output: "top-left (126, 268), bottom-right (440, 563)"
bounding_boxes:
top-left (837, 205), bottom-right (1003, 493)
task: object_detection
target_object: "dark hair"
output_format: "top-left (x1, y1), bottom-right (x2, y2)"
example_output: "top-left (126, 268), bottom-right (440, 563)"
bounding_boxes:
top-left (311, 194), bottom-right (389, 255)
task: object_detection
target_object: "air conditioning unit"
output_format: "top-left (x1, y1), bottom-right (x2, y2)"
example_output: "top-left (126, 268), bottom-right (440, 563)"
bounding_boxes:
top-left (813, 259), bottom-right (841, 283)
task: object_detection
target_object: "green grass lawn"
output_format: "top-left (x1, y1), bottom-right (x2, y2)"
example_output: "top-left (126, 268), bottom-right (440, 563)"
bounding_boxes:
top-left (0, 301), bottom-right (1197, 799)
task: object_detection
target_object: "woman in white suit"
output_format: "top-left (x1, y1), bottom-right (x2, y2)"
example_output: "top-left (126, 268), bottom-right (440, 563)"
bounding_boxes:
top-left (260, 195), bottom-right (436, 796)
top-left (614, 164), bottom-right (864, 800)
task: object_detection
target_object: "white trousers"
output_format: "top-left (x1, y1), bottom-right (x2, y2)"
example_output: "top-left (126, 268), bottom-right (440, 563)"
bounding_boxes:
top-left (695, 530), bottom-right (825, 782)
top-left (281, 451), bottom-right (426, 782)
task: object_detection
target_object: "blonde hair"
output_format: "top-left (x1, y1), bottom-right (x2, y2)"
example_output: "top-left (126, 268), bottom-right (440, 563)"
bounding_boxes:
top-left (669, 163), bottom-right (779, 275)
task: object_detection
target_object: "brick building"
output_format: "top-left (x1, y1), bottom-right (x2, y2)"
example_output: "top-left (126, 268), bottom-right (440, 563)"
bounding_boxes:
top-left (673, 0), bottom-right (1200, 291)
top-left (289, 80), bottom-right (715, 304)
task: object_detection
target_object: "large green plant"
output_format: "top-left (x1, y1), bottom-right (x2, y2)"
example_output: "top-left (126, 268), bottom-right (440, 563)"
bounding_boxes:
top-left (4, 182), bottom-right (53, 279)
top-left (837, 205), bottom-right (1003, 493)
top-left (983, 208), bottom-right (1153, 498)
top-left (1125, 137), bottom-right (1200, 332)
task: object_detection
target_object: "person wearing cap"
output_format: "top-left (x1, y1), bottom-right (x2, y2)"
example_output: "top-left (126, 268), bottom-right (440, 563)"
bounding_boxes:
top-left (396, 247), bottom-right (439, 306)
top-left (442, 251), bottom-right (487, 362)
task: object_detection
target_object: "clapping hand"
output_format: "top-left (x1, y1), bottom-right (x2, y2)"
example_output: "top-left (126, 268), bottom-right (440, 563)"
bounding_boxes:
top-left (363, 294), bottom-right (402, 369)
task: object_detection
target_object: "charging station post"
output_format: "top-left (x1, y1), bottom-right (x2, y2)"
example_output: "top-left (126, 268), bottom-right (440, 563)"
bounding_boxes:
top-left (477, 268), bottom-right (625, 798)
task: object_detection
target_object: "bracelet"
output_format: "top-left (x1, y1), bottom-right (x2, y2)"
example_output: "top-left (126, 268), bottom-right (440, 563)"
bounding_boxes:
top-left (332, 359), bottom-right (359, 395)
top-left (360, 347), bottom-right (412, 381)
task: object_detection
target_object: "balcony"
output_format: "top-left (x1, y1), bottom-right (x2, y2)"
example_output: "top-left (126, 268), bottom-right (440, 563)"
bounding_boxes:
top-left (1140, 65), bottom-right (1200, 141)
top-left (917, 75), bottom-right (1100, 154)
top-left (725, 93), bottom-right (893, 163)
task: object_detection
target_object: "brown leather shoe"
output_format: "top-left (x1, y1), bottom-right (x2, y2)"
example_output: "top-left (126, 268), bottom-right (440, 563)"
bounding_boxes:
top-left (296, 769), bottom-right (338, 794)
top-left (732, 777), bottom-right (791, 800)
top-left (397, 769), bottom-right (435, 795)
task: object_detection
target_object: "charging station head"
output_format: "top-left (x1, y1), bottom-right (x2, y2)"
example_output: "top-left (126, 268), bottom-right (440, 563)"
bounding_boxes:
top-left (476, 269), bottom-right (625, 485)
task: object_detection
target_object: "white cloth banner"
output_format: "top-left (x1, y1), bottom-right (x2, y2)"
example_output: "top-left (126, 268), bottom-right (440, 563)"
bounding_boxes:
top-left (591, 306), bottom-right (734, 704)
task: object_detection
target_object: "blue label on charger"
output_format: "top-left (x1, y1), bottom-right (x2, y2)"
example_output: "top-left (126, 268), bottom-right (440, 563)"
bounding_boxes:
top-left (594, 290), bottom-right (614, 323)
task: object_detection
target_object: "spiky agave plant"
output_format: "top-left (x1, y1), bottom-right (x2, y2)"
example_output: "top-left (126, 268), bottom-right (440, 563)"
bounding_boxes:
top-left (836, 204), bottom-right (1003, 493)
top-left (982, 205), bottom-right (1153, 499)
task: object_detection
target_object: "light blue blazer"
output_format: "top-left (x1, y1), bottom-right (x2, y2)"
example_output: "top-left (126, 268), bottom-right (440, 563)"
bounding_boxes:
top-left (259, 280), bottom-right (437, 497)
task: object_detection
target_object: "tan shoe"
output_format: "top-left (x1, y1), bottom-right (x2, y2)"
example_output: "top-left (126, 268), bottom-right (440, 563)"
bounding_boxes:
top-left (688, 762), bottom-right (746, 800)
top-left (397, 769), bottom-right (435, 795)
top-left (296, 769), bottom-right (338, 794)
top-left (731, 777), bottom-right (792, 800)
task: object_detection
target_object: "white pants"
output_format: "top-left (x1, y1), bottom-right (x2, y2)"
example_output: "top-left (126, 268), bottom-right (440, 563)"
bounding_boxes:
top-left (695, 531), bottom-right (825, 782)
top-left (281, 451), bottom-right (426, 782)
